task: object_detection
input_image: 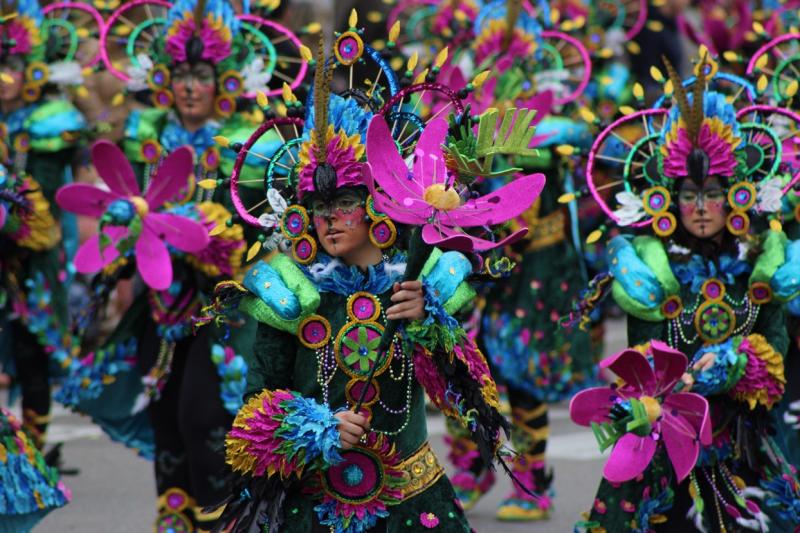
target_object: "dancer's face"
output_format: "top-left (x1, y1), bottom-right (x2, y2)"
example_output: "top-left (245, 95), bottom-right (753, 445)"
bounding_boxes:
top-left (677, 177), bottom-right (727, 239)
top-left (172, 62), bottom-right (216, 126)
top-left (0, 56), bottom-right (25, 103)
top-left (311, 189), bottom-right (374, 260)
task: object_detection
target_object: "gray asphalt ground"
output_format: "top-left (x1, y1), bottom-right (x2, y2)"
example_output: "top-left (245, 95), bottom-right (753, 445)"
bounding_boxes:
top-left (27, 319), bottom-right (626, 532)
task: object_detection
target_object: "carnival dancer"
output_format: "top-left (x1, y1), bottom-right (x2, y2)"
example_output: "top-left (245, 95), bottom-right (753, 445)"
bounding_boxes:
top-left (572, 53), bottom-right (800, 531)
top-left (0, 405), bottom-right (70, 532)
top-left (0, 0), bottom-right (96, 451)
top-left (408, 0), bottom-right (596, 520)
top-left (202, 17), bottom-right (546, 531)
top-left (54, 0), bottom-right (307, 529)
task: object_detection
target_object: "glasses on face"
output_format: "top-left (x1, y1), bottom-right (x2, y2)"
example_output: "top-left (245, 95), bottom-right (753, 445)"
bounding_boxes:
top-left (172, 67), bottom-right (215, 86)
top-left (310, 194), bottom-right (364, 218)
top-left (677, 188), bottom-right (726, 206)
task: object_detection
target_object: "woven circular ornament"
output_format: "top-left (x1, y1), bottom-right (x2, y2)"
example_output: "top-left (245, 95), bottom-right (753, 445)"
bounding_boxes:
top-left (298, 314), bottom-right (332, 349)
top-left (727, 181), bottom-right (757, 211)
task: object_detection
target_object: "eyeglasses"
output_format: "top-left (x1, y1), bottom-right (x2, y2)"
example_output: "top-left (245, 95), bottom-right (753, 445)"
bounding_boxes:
top-left (172, 67), bottom-right (215, 86)
top-left (677, 189), bottom-right (726, 205)
top-left (310, 194), bottom-right (364, 218)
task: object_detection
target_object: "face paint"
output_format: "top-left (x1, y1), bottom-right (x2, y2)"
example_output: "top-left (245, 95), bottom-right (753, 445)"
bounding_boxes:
top-left (677, 178), bottom-right (728, 239)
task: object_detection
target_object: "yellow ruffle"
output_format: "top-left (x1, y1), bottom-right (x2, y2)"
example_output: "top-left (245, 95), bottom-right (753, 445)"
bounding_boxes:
top-left (16, 176), bottom-right (60, 251)
top-left (184, 201), bottom-right (245, 279)
top-left (731, 333), bottom-right (785, 410)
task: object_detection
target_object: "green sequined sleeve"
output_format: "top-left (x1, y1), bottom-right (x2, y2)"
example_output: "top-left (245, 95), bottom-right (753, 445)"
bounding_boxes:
top-left (626, 314), bottom-right (667, 348)
top-left (244, 321), bottom-right (298, 401)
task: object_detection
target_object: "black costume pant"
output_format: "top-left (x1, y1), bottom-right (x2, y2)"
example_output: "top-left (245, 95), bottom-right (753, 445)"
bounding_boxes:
top-left (136, 320), bottom-right (232, 526)
top-left (11, 320), bottom-right (51, 448)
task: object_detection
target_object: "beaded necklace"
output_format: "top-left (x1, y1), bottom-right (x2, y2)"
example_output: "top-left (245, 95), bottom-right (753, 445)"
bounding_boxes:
top-left (666, 277), bottom-right (760, 349)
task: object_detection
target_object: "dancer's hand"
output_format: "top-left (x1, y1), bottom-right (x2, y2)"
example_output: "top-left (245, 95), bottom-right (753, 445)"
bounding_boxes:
top-left (692, 352), bottom-right (716, 372)
top-left (335, 411), bottom-right (370, 449)
top-left (678, 372), bottom-right (694, 391)
top-left (386, 281), bottom-right (425, 321)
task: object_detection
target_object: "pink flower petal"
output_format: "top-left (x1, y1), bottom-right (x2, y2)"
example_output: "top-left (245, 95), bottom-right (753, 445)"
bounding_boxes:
top-left (569, 387), bottom-right (618, 426)
top-left (412, 118), bottom-right (449, 189)
top-left (145, 146), bottom-right (194, 209)
top-left (420, 224), bottom-right (477, 252)
top-left (650, 340), bottom-right (689, 396)
top-left (604, 433), bottom-right (657, 483)
top-left (600, 349), bottom-right (656, 396)
top-left (144, 212), bottom-right (209, 253)
top-left (440, 172), bottom-right (546, 227)
top-left (370, 188), bottom-right (429, 225)
top-left (135, 226), bottom-right (173, 290)
top-left (662, 392), bottom-right (712, 446)
top-left (0, 205), bottom-right (6, 230)
top-left (73, 226), bottom-right (128, 273)
top-left (366, 117), bottom-right (424, 199)
top-left (56, 183), bottom-right (119, 217)
top-left (661, 410), bottom-right (701, 482)
top-left (91, 140), bottom-right (141, 197)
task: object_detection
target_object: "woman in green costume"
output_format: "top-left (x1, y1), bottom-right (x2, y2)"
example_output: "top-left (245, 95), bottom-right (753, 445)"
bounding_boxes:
top-left (0, 0), bottom-right (92, 450)
top-left (54, 0), bottom-right (308, 529)
top-left (573, 54), bottom-right (800, 532)
top-left (208, 20), bottom-right (546, 531)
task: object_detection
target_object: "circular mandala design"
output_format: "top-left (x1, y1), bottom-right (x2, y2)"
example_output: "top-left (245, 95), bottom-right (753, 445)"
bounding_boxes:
top-left (345, 379), bottom-right (380, 407)
top-left (347, 292), bottom-right (381, 322)
top-left (323, 449), bottom-right (384, 504)
top-left (694, 300), bottom-right (735, 344)
top-left (335, 322), bottom-right (392, 378)
top-left (334, 31), bottom-right (364, 66)
top-left (298, 315), bottom-right (332, 349)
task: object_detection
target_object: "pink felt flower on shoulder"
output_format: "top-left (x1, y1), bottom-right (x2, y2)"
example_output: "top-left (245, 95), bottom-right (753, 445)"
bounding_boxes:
top-left (56, 140), bottom-right (209, 290)
top-left (570, 341), bottom-right (712, 483)
top-left (365, 115), bottom-right (545, 252)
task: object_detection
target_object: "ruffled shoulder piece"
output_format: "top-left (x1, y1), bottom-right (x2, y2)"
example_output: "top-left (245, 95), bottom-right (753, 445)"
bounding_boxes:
top-left (419, 248), bottom-right (476, 315)
top-left (24, 100), bottom-right (87, 153)
top-left (608, 235), bottom-right (678, 321)
top-left (240, 253), bottom-right (320, 333)
top-left (122, 108), bottom-right (170, 163)
top-left (756, 230), bottom-right (800, 304)
top-left (218, 114), bottom-right (284, 181)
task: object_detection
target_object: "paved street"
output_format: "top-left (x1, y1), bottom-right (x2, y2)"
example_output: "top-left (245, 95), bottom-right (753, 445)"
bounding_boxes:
top-left (28, 320), bottom-right (626, 532)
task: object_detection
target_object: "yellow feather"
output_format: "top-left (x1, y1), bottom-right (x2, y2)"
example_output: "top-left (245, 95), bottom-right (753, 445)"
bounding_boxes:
top-left (770, 219), bottom-right (783, 232)
top-left (786, 80), bottom-right (799, 98)
top-left (757, 75), bottom-right (768, 93)
top-left (406, 52), bottom-right (418, 72)
top-left (556, 144), bottom-right (575, 156)
top-left (111, 92), bottom-right (125, 107)
top-left (198, 179), bottom-right (218, 190)
top-left (650, 66), bottom-right (664, 83)
top-left (558, 192), bottom-right (576, 204)
top-left (213, 135), bottom-right (230, 148)
top-left (256, 91), bottom-right (269, 108)
top-left (752, 21), bottom-right (765, 34)
top-left (619, 105), bottom-right (636, 115)
top-left (413, 68), bottom-right (429, 84)
top-left (633, 83), bottom-right (644, 100)
top-left (579, 107), bottom-right (596, 123)
top-left (627, 42), bottom-right (641, 55)
top-left (723, 51), bottom-right (739, 62)
top-left (755, 53), bottom-right (769, 70)
top-left (389, 21), bottom-right (400, 42)
top-left (246, 241), bottom-right (262, 262)
top-left (647, 20), bottom-right (664, 32)
top-left (472, 70), bottom-right (491, 88)
top-left (299, 44), bottom-right (313, 62)
top-left (434, 47), bottom-right (449, 68)
top-left (586, 229), bottom-right (603, 244)
top-left (305, 22), bottom-right (322, 34)
top-left (348, 8), bottom-right (358, 28)
top-left (209, 224), bottom-right (227, 237)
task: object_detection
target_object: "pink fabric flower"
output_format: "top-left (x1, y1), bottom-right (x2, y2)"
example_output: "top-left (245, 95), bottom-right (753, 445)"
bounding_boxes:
top-left (57, 140), bottom-right (209, 290)
top-left (4, 19), bottom-right (35, 55)
top-left (662, 121), bottom-right (740, 178)
top-left (366, 116), bottom-right (545, 252)
top-left (420, 512), bottom-right (440, 528)
top-left (570, 341), bottom-right (712, 483)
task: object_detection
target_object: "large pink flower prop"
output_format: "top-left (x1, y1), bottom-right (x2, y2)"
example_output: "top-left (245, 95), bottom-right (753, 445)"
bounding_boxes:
top-left (57, 140), bottom-right (209, 290)
top-left (365, 115), bottom-right (545, 252)
top-left (570, 341), bottom-right (712, 483)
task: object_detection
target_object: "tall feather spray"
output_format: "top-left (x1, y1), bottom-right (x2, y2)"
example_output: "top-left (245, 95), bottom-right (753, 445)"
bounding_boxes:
top-left (193, 0), bottom-right (207, 32)
top-left (312, 35), bottom-right (333, 164)
top-left (503, 0), bottom-right (522, 51)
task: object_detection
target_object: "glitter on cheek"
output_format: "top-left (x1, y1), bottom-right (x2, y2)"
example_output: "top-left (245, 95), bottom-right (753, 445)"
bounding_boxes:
top-left (680, 203), bottom-right (695, 217)
top-left (334, 207), bottom-right (367, 231)
top-left (705, 200), bottom-right (726, 214)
